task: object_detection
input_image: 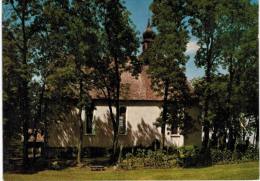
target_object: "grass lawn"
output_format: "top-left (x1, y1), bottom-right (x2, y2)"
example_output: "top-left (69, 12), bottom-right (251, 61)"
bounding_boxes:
top-left (4, 161), bottom-right (259, 180)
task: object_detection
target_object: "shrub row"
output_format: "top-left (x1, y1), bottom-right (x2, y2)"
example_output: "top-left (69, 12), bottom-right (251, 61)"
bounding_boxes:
top-left (119, 149), bottom-right (177, 169)
top-left (211, 146), bottom-right (259, 164)
top-left (119, 145), bottom-right (259, 169)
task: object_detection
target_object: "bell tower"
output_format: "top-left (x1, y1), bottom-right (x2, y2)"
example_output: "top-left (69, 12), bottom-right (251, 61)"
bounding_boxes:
top-left (142, 19), bottom-right (155, 52)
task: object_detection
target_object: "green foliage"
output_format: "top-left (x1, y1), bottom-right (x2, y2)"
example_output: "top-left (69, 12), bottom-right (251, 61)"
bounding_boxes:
top-left (211, 146), bottom-right (259, 164)
top-left (121, 145), bottom-right (258, 169)
top-left (176, 145), bottom-right (201, 167)
top-left (211, 149), bottom-right (233, 164)
top-left (119, 149), bottom-right (177, 169)
top-left (145, 0), bottom-right (191, 148)
top-left (190, 0), bottom-right (258, 149)
top-left (241, 146), bottom-right (259, 161)
top-left (3, 0), bottom-right (44, 166)
top-left (91, 0), bottom-right (139, 161)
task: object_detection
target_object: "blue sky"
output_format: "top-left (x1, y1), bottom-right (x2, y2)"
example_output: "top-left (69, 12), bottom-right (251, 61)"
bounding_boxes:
top-left (124, 0), bottom-right (206, 80)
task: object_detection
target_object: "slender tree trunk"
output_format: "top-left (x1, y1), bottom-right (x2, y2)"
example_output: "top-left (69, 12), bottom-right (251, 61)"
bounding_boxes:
top-left (32, 129), bottom-right (37, 161)
top-left (202, 59), bottom-right (211, 149)
top-left (226, 57), bottom-right (235, 151)
top-left (255, 116), bottom-right (259, 149)
top-left (32, 82), bottom-right (45, 162)
top-left (218, 130), bottom-right (225, 150)
top-left (77, 108), bottom-right (83, 165)
top-left (112, 57), bottom-right (120, 163)
top-left (21, 1), bottom-right (29, 169)
top-left (43, 101), bottom-right (48, 160)
top-left (160, 80), bottom-right (169, 150)
top-left (105, 89), bottom-right (117, 162)
top-left (104, 8), bottom-right (121, 163)
top-left (76, 60), bottom-right (84, 165)
top-left (22, 89), bottom-right (29, 169)
top-left (202, 31), bottom-right (215, 150)
top-left (211, 127), bottom-right (218, 148)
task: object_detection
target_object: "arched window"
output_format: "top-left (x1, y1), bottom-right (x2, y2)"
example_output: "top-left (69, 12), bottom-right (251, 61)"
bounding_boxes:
top-left (171, 120), bottom-right (179, 135)
top-left (119, 106), bottom-right (127, 134)
top-left (85, 104), bottom-right (94, 135)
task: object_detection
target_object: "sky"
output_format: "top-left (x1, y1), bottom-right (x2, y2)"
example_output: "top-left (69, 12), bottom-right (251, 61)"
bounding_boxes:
top-left (124, 0), bottom-right (206, 80)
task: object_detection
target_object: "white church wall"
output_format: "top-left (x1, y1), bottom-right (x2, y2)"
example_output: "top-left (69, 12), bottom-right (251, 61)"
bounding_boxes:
top-left (47, 101), bottom-right (201, 148)
top-left (83, 101), bottom-right (185, 148)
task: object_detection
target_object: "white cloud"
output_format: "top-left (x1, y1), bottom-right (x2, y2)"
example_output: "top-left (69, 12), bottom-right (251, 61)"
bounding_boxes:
top-left (185, 41), bottom-right (199, 56)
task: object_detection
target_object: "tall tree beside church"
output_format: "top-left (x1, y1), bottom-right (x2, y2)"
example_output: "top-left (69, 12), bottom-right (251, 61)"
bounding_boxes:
top-left (29, 0), bottom-right (75, 161)
top-left (144, 0), bottom-right (190, 149)
top-left (3, 21), bottom-right (22, 166)
top-left (234, 1), bottom-right (258, 148)
top-left (66, 0), bottom-right (101, 165)
top-left (3, 0), bottom-right (42, 168)
top-left (95, 0), bottom-right (139, 162)
top-left (188, 0), bottom-right (223, 149)
top-left (34, 0), bottom-right (101, 165)
top-left (217, 0), bottom-right (258, 150)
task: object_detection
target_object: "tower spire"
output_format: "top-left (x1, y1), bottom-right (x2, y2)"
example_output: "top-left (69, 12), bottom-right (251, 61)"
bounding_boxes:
top-left (147, 18), bottom-right (151, 28)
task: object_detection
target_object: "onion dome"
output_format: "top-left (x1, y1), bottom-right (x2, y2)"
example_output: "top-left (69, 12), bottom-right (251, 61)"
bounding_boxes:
top-left (142, 19), bottom-right (155, 40)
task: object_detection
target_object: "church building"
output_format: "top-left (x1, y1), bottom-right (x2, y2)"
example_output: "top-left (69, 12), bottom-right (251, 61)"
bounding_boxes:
top-left (47, 22), bottom-right (202, 151)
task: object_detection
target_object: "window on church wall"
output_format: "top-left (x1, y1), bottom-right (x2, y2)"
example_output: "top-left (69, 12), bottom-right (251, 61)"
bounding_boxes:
top-left (119, 106), bottom-right (127, 135)
top-left (171, 121), bottom-right (179, 135)
top-left (85, 105), bottom-right (94, 135)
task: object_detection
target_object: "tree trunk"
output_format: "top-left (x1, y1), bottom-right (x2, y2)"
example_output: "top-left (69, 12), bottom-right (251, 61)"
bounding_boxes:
top-left (32, 82), bottom-right (45, 162)
top-left (76, 60), bottom-right (84, 166)
top-left (104, 8), bottom-right (121, 163)
top-left (218, 130), bottom-right (226, 150)
top-left (226, 57), bottom-right (235, 151)
top-left (106, 90), bottom-right (117, 163)
top-left (112, 57), bottom-right (121, 163)
top-left (211, 127), bottom-right (218, 148)
top-left (43, 101), bottom-right (48, 160)
top-left (160, 80), bottom-right (169, 150)
top-left (255, 116), bottom-right (259, 149)
top-left (21, 1), bottom-right (30, 169)
top-left (77, 108), bottom-right (83, 165)
top-left (202, 33), bottom-right (214, 150)
top-left (202, 62), bottom-right (211, 149)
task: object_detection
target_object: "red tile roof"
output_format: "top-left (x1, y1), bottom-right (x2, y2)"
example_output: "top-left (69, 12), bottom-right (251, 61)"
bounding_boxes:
top-left (119, 66), bottom-right (162, 100)
top-left (90, 66), bottom-right (162, 101)
top-left (90, 65), bottom-right (194, 101)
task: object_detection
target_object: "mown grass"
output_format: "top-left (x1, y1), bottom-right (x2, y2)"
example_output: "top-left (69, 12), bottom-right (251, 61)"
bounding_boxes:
top-left (4, 161), bottom-right (259, 180)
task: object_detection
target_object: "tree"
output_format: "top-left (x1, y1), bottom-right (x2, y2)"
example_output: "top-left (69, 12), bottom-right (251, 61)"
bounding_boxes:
top-left (28, 0), bottom-right (72, 162)
top-left (93, 0), bottom-right (139, 162)
top-left (188, 0), bottom-right (224, 149)
top-left (189, 0), bottom-right (258, 152)
top-left (3, 21), bottom-right (23, 167)
top-left (66, 0), bottom-right (101, 165)
top-left (216, 0), bottom-right (258, 151)
top-left (234, 1), bottom-right (258, 148)
top-left (35, 0), bottom-right (101, 165)
top-left (192, 75), bottom-right (229, 150)
top-left (144, 0), bottom-right (190, 149)
top-left (3, 0), bottom-right (42, 168)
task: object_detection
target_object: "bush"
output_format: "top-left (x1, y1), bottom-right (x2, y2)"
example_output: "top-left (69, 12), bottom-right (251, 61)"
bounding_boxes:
top-left (119, 149), bottom-right (177, 169)
top-left (145, 150), bottom-right (176, 168)
top-left (232, 151), bottom-right (242, 161)
top-left (211, 145), bottom-right (259, 164)
top-left (177, 145), bottom-right (201, 167)
top-left (241, 146), bottom-right (259, 161)
top-left (119, 145), bottom-right (259, 170)
top-left (211, 149), bottom-right (232, 164)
